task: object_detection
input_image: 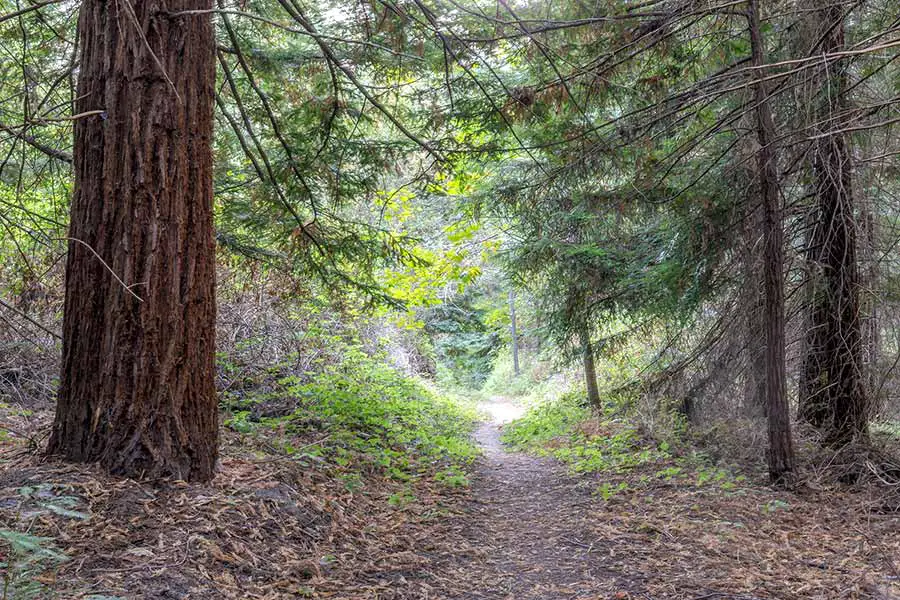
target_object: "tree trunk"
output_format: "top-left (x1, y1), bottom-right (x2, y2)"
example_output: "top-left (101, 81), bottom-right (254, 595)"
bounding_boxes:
top-left (48, 0), bottom-right (219, 481)
top-left (580, 328), bottom-right (601, 411)
top-left (796, 3), bottom-right (868, 445)
top-left (509, 289), bottom-right (520, 376)
top-left (748, 0), bottom-right (795, 485)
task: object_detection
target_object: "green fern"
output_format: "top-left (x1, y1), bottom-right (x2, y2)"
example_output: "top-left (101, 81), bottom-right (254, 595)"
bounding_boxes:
top-left (0, 528), bottom-right (69, 600)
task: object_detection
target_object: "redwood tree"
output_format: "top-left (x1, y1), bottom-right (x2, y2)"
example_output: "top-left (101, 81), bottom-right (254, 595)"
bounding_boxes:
top-left (48, 0), bottom-right (219, 481)
top-left (748, 0), bottom-right (795, 484)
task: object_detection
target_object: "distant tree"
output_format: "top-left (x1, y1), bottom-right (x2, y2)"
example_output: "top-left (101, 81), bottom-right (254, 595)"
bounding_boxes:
top-left (579, 327), bottom-right (601, 412)
top-left (509, 290), bottom-right (521, 376)
top-left (48, 0), bottom-right (219, 480)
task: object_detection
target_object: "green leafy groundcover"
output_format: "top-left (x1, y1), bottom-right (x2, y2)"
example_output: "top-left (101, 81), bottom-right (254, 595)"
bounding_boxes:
top-left (225, 349), bottom-right (479, 484)
top-left (502, 390), bottom-right (748, 499)
top-left (502, 390), bottom-right (670, 474)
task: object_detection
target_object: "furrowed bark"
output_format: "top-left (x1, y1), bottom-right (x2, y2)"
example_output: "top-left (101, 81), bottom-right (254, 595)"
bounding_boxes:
top-left (748, 0), bottom-right (795, 485)
top-left (48, 0), bottom-right (218, 481)
top-left (796, 2), bottom-right (867, 445)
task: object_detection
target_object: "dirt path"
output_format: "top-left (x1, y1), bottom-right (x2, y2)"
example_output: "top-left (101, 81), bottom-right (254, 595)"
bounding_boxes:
top-left (429, 399), bottom-right (900, 600)
top-left (436, 398), bottom-right (630, 599)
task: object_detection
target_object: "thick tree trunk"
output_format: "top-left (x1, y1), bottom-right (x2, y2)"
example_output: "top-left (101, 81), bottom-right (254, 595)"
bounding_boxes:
top-left (748, 0), bottom-right (795, 485)
top-left (48, 0), bottom-right (218, 481)
top-left (509, 290), bottom-right (520, 376)
top-left (796, 4), bottom-right (868, 445)
top-left (579, 328), bottom-right (601, 411)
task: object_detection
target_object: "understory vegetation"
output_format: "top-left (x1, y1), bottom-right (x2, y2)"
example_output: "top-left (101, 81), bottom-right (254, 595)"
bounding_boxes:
top-left (0, 281), bottom-right (481, 599)
top-left (499, 336), bottom-right (900, 493)
top-left (221, 349), bottom-right (478, 484)
top-left (500, 359), bottom-right (750, 498)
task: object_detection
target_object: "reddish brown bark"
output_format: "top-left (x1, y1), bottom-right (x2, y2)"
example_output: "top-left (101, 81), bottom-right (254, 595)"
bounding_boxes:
top-left (48, 0), bottom-right (218, 481)
top-left (748, 0), bottom-right (795, 485)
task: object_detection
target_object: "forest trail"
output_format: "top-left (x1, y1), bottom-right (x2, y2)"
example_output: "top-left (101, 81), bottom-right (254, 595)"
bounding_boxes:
top-left (437, 397), bottom-right (631, 599)
top-left (429, 398), bottom-right (900, 600)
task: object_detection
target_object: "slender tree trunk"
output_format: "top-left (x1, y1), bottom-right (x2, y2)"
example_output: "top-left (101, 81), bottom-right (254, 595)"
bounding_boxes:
top-left (509, 289), bottom-right (520, 376)
top-left (748, 0), bottom-right (795, 485)
top-left (48, 0), bottom-right (219, 481)
top-left (796, 3), bottom-right (867, 445)
top-left (580, 328), bottom-right (601, 411)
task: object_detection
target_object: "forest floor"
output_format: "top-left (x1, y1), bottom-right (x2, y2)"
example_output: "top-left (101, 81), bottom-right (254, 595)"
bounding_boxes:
top-left (2, 397), bottom-right (900, 599)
